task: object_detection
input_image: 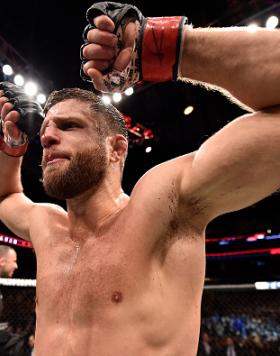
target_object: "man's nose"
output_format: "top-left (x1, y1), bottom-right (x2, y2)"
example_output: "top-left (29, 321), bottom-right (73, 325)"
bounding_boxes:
top-left (41, 126), bottom-right (60, 148)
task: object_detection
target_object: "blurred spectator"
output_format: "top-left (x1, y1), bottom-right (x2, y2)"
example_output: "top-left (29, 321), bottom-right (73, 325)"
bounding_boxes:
top-left (222, 336), bottom-right (245, 356)
top-left (197, 332), bottom-right (216, 355)
top-left (0, 245), bottom-right (18, 278)
top-left (0, 245), bottom-right (32, 356)
top-left (0, 245), bottom-right (18, 320)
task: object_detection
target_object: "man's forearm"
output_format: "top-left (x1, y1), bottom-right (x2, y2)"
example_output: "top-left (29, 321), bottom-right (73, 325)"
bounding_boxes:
top-left (181, 26), bottom-right (280, 110)
top-left (0, 153), bottom-right (23, 199)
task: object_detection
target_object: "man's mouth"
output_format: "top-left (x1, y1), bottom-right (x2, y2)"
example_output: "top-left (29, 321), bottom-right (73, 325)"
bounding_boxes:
top-left (43, 152), bottom-right (70, 167)
top-left (46, 157), bottom-right (68, 165)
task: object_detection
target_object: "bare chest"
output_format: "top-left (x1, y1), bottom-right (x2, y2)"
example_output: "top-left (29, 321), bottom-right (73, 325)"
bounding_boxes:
top-left (35, 230), bottom-right (149, 324)
top-left (34, 203), bottom-right (205, 328)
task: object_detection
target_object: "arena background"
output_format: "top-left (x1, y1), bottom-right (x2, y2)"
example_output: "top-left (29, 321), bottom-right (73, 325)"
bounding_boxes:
top-left (0, 0), bottom-right (280, 355)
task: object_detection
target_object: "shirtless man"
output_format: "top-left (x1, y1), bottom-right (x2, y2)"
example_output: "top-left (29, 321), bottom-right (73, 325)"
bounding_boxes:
top-left (0, 245), bottom-right (18, 279)
top-left (0, 245), bottom-right (18, 316)
top-left (0, 1), bottom-right (280, 355)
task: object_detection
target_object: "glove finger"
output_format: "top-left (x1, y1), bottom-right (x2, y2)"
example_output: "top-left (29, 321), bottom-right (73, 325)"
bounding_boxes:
top-left (83, 43), bottom-right (115, 61)
top-left (87, 28), bottom-right (118, 48)
top-left (93, 15), bottom-right (115, 32)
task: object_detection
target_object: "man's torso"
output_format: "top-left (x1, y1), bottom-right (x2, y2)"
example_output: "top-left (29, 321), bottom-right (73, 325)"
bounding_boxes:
top-left (32, 162), bottom-right (206, 356)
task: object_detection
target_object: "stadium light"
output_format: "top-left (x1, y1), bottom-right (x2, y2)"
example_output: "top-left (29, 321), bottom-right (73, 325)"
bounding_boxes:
top-left (266, 15), bottom-right (279, 29)
top-left (2, 64), bottom-right (13, 76)
top-left (255, 281), bottom-right (280, 290)
top-left (247, 23), bottom-right (259, 32)
top-left (124, 87), bottom-right (134, 96)
top-left (101, 95), bottom-right (111, 105)
top-left (184, 105), bottom-right (194, 116)
top-left (37, 93), bottom-right (47, 105)
top-left (112, 92), bottom-right (122, 103)
top-left (24, 81), bottom-right (38, 96)
top-left (14, 74), bottom-right (25, 86)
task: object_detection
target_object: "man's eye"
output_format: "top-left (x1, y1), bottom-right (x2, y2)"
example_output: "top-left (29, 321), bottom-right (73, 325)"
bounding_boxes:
top-left (60, 122), bottom-right (79, 130)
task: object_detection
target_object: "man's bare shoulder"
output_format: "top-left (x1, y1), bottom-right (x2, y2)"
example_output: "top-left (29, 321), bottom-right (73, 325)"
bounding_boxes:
top-left (32, 202), bottom-right (67, 223)
top-left (30, 203), bottom-right (67, 241)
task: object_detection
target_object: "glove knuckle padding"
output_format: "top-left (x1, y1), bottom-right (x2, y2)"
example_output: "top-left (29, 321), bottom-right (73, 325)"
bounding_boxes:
top-left (85, 2), bottom-right (144, 30)
top-left (0, 81), bottom-right (44, 141)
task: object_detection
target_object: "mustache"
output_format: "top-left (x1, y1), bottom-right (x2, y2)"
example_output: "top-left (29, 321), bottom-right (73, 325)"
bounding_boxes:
top-left (41, 150), bottom-right (70, 168)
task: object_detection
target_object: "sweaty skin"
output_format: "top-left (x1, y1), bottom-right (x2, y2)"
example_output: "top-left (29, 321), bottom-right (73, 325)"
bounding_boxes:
top-left (33, 100), bottom-right (205, 356)
top-left (1, 14), bottom-right (280, 356)
top-left (33, 168), bottom-right (205, 356)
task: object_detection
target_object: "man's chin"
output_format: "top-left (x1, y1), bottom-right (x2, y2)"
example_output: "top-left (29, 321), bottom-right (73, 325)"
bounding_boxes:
top-left (42, 146), bottom-right (107, 200)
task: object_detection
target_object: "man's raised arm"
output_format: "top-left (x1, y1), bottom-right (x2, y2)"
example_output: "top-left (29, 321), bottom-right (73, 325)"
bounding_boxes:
top-left (0, 82), bottom-right (44, 241)
top-left (180, 26), bottom-right (280, 111)
top-left (80, 3), bottom-right (280, 227)
top-left (80, 2), bottom-right (280, 111)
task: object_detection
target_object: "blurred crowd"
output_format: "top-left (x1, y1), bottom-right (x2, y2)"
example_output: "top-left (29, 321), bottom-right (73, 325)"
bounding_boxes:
top-left (198, 312), bottom-right (280, 355)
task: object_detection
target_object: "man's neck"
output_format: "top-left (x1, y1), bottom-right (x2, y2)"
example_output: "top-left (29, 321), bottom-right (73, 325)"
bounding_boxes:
top-left (66, 179), bottom-right (129, 242)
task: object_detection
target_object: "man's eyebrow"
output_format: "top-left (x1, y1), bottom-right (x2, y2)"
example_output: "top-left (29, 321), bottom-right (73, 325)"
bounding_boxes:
top-left (40, 116), bottom-right (88, 137)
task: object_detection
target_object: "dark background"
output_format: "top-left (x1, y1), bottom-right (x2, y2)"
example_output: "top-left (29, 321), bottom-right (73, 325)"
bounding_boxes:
top-left (0, 0), bottom-right (280, 282)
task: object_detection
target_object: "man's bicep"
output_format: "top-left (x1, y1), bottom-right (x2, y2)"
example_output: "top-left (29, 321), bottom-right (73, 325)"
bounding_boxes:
top-left (0, 193), bottom-right (36, 241)
top-left (180, 110), bottom-right (280, 223)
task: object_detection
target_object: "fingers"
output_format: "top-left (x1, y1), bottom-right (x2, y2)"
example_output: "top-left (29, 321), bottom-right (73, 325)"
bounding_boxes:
top-left (83, 43), bottom-right (115, 61)
top-left (113, 47), bottom-right (133, 72)
top-left (86, 68), bottom-right (107, 92)
top-left (82, 16), bottom-right (139, 91)
top-left (82, 27), bottom-right (118, 85)
top-left (110, 22), bottom-right (137, 72)
top-left (0, 101), bottom-right (20, 123)
top-left (0, 92), bottom-right (21, 140)
top-left (83, 59), bottom-right (112, 74)
top-left (87, 28), bottom-right (117, 47)
top-left (123, 21), bottom-right (138, 49)
top-left (93, 15), bottom-right (115, 32)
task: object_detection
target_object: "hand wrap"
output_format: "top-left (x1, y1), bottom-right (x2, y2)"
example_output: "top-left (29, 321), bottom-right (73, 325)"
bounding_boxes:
top-left (81, 2), bottom-right (187, 93)
top-left (0, 82), bottom-right (44, 157)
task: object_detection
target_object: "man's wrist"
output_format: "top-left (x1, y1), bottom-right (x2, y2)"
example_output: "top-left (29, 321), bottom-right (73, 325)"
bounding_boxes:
top-left (140, 16), bottom-right (188, 82)
top-left (177, 24), bottom-right (192, 79)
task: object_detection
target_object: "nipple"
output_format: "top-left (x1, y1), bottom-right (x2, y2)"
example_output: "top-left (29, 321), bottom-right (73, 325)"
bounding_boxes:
top-left (111, 291), bottom-right (123, 303)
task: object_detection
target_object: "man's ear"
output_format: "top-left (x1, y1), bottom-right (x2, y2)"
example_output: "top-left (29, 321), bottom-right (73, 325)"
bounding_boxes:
top-left (0, 257), bottom-right (5, 267)
top-left (107, 135), bottom-right (128, 163)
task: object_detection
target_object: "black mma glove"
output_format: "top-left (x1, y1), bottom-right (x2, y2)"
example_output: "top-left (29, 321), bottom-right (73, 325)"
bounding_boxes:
top-left (80, 2), bottom-right (188, 93)
top-left (0, 82), bottom-right (44, 157)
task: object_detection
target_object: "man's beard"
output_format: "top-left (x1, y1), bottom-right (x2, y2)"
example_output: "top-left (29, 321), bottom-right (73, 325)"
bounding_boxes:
top-left (42, 145), bottom-right (107, 200)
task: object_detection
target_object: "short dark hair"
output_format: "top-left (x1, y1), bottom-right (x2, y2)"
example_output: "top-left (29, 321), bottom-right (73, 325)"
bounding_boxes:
top-left (0, 245), bottom-right (15, 258)
top-left (44, 88), bottom-right (128, 139)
